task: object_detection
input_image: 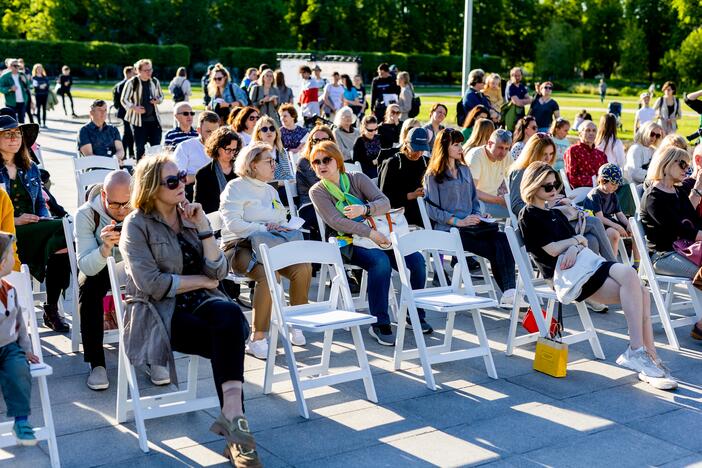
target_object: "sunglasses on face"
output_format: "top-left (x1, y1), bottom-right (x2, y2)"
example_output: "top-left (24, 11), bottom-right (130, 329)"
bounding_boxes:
top-left (677, 160), bottom-right (690, 171)
top-left (650, 132), bottom-right (662, 139)
top-left (105, 198), bottom-right (131, 210)
top-left (213, 76), bottom-right (224, 81)
top-left (390, 110), bottom-right (401, 115)
top-left (365, 127), bottom-right (378, 133)
top-left (178, 111), bottom-right (196, 116)
top-left (311, 156), bottom-right (334, 167)
top-left (311, 137), bottom-right (331, 145)
top-left (160, 170), bottom-right (187, 190)
top-left (260, 126), bottom-right (276, 133)
top-left (543, 86), bottom-right (553, 90)
top-left (541, 181), bottom-right (562, 193)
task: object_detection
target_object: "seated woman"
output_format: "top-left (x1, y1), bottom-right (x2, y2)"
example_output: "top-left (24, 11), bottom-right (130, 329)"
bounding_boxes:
top-left (278, 104), bottom-right (308, 156)
top-left (309, 141), bottom-right (430, 344)
top-left (641, 146), bottom-right (702, 339)
top-left (296, 125), bottom-right (335, 241)
top-left (460, 105), bottom-right (490, 141)
top-left (377, 103), bottom-right (402, 149)
top-left (194, 127), bottom-right (242, 214)
top-left (0, 116), bottom-right (69, 332)
top-left (623, 121), bottom-right (663, 184)
top-left (220, 143), bottom-right (312, 359)
top-left (332, 107), bottom-right (359, 162)
top-left (251, 116), bottom-right (294, 181)
top-left (231, 106), bottom-right (259, 147)
top-left (519, 161), bottom-right (676, 390)
top-left (352, 115), bottom-right (382, 178)
top-left (120, 154), bottom-right (260, 466)
top-left (423, 128), bottom-right (518, 308)
top-left (462, 118), bottom-right (494, 154)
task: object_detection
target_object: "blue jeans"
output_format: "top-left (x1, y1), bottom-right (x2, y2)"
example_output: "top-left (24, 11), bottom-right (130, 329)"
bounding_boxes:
top-left (0, 341), bottom-right (32, 418)
top-left (348, 247), bottom-right (426, 325)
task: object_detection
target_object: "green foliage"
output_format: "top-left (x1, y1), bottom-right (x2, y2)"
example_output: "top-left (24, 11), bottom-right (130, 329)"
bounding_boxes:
top-left (662, 27), bottom-right (702, 86)
top-left (617, 23), bottom-right (647, 79)
top-left (535, 21), bottom-right (582, 79)
top-left (582, 0), bottom-right (624, 77)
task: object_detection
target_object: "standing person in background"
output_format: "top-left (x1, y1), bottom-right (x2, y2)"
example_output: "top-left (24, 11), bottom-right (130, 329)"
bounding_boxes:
top-left (529, 82), bottom-right (560, 131)
top-left (207, 63), bottom-right (247, 123)
top-left (549, 117), bottom-right (571, 171)
top-left (240, 68), bottom-right (258, 93)
top-left (168, 67), bottom-right (191, 103)
top-left (599, 78), bottom-right (607, 103)
top-left (201, 64), bottom-right (214, 108)
top-left (461, 69), bottom-right (491, 124)
top-left (378, 104), bottom-right (402, 149)
top-left (0, 59), bottom-right (30, 123)
top-left (56, 65), bottom-right (77, 118)
top-left (341, 74), bottom-right (362, 117)
top-left (17, 59), bottom-right (33, 124)
top-left (113, 66), bottom-right (136, 159)
top-left (249, 69), bottom-right (280, 126)
top-left (370, 63), bottom-right (400, 120)
top-left (120, 59), bottom-right (164, 160)
top-left (274, 70), bottom-right (294, 105)
top-left (483, 73), bottom-right (504, 122)
top-left (353, 74), bottom-right (367, 116)
top-left (321, 72), bottom-right (344, 120)
top-left (396, 71), bottom-right (414, 121)
top-left (353, 115), bottom-right (382, 178)
top-left (163, 102), bottom-right (198, 149)
top-left (635, 92), bottom-right (655, 132)
top-left (298, 65), bottom-right (321, 128)
top-left (278, 104), bottom-right (309, 156)
top-left (654, 81), bottom-right (682, 134)
top-left (504, 67), bottom-right (531, 131)
top-left (30, 64), bottom-right (49, 128)
top-left (423, 103), bottom-right (447, 150)
top-left (333, 107), bottom-right (359, 162)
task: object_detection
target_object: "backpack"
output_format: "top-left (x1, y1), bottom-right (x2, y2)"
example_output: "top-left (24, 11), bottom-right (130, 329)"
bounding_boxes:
top-left (409, 96), bottom-right (421, 118)
top-left (456, 99), bottom-right (466, 127)
top-left (172, 82), bottom-right (185, 103)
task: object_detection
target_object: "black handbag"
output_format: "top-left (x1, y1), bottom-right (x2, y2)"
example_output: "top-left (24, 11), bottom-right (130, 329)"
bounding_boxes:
top-left (409, 96), bottom-right (421, 118)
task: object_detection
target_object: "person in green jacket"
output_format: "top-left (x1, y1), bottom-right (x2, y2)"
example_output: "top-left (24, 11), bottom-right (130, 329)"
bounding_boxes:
top-left (0, 59), bottom-right (31, 123)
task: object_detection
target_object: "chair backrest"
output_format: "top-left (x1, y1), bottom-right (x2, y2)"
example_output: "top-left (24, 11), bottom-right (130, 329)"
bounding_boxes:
top-left (61, 217), bottom-right (79, 295)
top-left (629, 216), bottom-right (659, 284)
top-left (416, 196), bottom-right (432, 230)
top-left (106, 256), bottom-right (127, 332)
top-left (283, 179), bottom-right (299, 218)
top-left (559, 168), bottom-right (573, 194)
top-left (76, 169), bottom-right (113, 205)
top-left (314, 208), bottom-right (328, 240)
top-left (6, 265), bottom-right (43, 359)
top-left (73, 155), bottom-right (120, 173)
top-left (391, 228), bottom-right (476, 296)
top-left (560, 168), bottom-right (593, 204)
top-left (504, 193), bottom-right (519, 229)
top-left (146, 144), bottom-right (163, 155)
top-left (344, 162), bottom-right (363, 174)
top-left (206, 211), bottom-right (224, 232)
top-left (629, 182), bottom-right (642, 214)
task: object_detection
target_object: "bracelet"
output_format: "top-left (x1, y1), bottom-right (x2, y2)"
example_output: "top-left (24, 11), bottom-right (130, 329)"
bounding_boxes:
top-left (197, 230), bottom-right (214, 240)
top-left (364, 204), bottom-right (370, 216)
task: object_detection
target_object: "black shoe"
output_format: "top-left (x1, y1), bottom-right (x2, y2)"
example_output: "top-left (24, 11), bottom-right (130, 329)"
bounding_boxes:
top-left (368, 324), bottom-right (396, 346)
top-left (466, 257), bottom-right (482, 272)
top-left (43, 304), bottom-right (69, 333)
top-left (406, 317), bottom-right (434, 334)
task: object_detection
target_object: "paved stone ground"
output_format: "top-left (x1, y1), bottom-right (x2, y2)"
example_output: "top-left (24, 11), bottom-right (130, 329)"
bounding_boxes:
top-left (2, 100), bottom-right (702, 467)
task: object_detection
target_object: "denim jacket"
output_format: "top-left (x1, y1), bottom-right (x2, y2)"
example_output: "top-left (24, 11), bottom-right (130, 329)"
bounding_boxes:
top-left (0, 162), bottom-right (49, 217)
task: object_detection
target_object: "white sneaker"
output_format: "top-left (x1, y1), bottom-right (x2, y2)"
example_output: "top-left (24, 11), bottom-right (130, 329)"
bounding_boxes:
top-left (639, 357), bottom-right (678, 390)
top-left (616, 346), bottom-right (664, 378)
top-left (499, 289), bottom-right (525, 309)
top-left (148, 365), bottom-right (171, 386)
top-left (245, 338), bottom-right (269, 360)
top-left (289, 328), bottom-right (306, 346)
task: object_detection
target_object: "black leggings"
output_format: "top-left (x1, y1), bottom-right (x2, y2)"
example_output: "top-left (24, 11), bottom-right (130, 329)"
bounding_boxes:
top-left (170, 299), bottom-right (248, 407)
top-left (46, 253), bottom-right (71, 308)
top-left (59, 90), bottom-right (74, 114)
top-left (35, 94), bottom-right (48, 125)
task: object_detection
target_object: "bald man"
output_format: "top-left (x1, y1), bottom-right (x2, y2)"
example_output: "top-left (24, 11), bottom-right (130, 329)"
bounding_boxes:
top-left (75, 170), bottom-right (169, 390)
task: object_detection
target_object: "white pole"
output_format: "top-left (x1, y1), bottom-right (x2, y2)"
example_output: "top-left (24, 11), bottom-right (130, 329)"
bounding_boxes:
top-left (461, 0), bottom-right (473, 97)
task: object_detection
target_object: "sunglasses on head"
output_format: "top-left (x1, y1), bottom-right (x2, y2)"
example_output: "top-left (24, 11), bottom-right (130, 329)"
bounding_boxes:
top-left (535, 132), bottom-right (550, 140)
top-left (178, 111), bottom-right (196, 116)
top-left (541, 181), bottom-right (562, 193)
top-left (160, 170), bottom-right (187, 190)
top-left (311, 156), bottom-right (334, 167)
top-left (260, 126), bottom-right (276, 133)
top-left (311, 137), bottom-right (331, 145)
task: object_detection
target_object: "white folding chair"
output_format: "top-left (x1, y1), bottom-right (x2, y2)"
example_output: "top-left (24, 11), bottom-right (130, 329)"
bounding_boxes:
top-left (344, 162), bottom-right (363, 174)
top-left (283, 179), bottom-right (299, 218)
top-left (391, 229), bottom-right (499, 390)
top-left (0, 266), bottom-right (60, 467)
top-left (260, 241), bottom-right (377, 418)
top-left (146, 144), bottom-right (162, 155)
top-left (629, 217), bottom-right (702, 350)
top-left (416, 196), bottom-right (498, 300)
top-left (108, 257), bottom-right (219, 453)
top-left (504, 226), bottom-right (605, 359)
top-left (559, 168), bottom-right (591, 204)
top-left (73, 155), bottom-right (120, 172)
top-left (629, 182), bottom-right (642, 214)
top-left (72, 156), bottom-right (120, 206)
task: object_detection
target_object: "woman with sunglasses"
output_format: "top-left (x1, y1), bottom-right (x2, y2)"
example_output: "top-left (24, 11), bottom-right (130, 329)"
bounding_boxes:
top-left (0, 115), bottom-right (70, 332)
top-left (248, 69), bottom-right (281, 126)
top-left (353, 115), bottom-right (382, 178)
top-left (220, 143), bottom-right (312, 358)
top-left (194, 127), bottom-right (242, 214)
top-left (120, 154), bottom-right (261, 466)
top-left (252, 116), bottom-right (294, 182)
top-left (624, 121), bottom-right (664, 184)
top-left (206, 64), bottom-right (247, 122)
top-left (529, 82), bottom-right (560, 132)
top-left (378, 104), bottom-right (402, 149)
top-left (424, 128), bottom-right (518, 308)
top-left (309, 141), bottom-right (430, 344)
top-left (510, 116), bottom-right (538, 160)
top-left (231, 107), bottom-right (259, 147)
top-left (519, 161), bottom-right (677, 390)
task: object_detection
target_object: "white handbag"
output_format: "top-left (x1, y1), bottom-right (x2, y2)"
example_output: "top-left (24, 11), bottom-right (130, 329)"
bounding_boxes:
top-left (553, 247), bottom-right (605, 304)
top-left (353, 208), bottom-right (410, 250)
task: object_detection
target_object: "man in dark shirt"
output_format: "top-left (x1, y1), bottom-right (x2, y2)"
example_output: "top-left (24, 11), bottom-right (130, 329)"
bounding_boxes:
top-left (379, 127), bottom-right (430, 226)
top-left (370, 63), bottom-right (400, 120)
top-left (461, 68), bottom-right (492, 125)
top-left (78, 100), bottom-right (124, 162)
top-left (113, 66), bottom-right (136, 158)
top-left (163, 102), bottom-right (198, 149)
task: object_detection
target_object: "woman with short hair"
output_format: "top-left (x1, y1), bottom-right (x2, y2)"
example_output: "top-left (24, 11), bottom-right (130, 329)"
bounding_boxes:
top-left (120, 153), bottom-right (260, 466)
top-left (232, 107), bottom-right (259, 147)
top-left (529, 82), bottom-right (560, 132)
top-left (333, 107), bottom-right (359, 162)
top-left (278, 103), bottom-right (308, 155)
top-left (194, 127), bottom-right (242, 214)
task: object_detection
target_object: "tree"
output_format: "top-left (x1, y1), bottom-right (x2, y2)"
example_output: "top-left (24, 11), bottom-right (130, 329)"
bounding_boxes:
top-left (663, 27), bottom-right (702, 85)
top-left (582, 0), bottom-right (623, 77)
top-left (625, 0), bottom-right (681, 80)
top-left (535, 21), bottom-right (582, 79)
top-left (617, 23), bottom-right (647, 79)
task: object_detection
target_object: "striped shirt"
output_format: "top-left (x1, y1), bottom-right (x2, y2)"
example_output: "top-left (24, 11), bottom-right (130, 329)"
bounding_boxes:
top-left (163, 127), bottom-right (198, 149)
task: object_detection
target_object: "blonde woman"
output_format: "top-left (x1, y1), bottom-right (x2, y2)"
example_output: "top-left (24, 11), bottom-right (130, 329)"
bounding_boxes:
top-left (399, 118), bottom-right (421, 145)
top-left (248, 68), bottom-right (280, 126)
top-left (378, 103), bottom-right (402, 149)
top-left (462, 118), bottom-right (495, 153)
top-left (251, 116), bottom-right (293, 181)
top-left (518, 161), bottom-right (676, 390)
top-left (219, 143), bottom-right (312, 358)
top-left (207, 63), bottom-right (247, 122)
top-left (396, 71), bottom-right (414, 120)
top-left (623, 121), bottom-right (664, 183)
top-left (120, 154), bottom-right (261, 465)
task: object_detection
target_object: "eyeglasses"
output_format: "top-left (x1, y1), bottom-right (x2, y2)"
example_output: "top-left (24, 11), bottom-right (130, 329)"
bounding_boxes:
top-left (141, 68), bottom-right (153, 72)
top-left (677, 160), bottom-right (690, 171)
top-left (105, 198), bottom-right (131, 210)
top-left (222, 146), bottom-right (239, 155)
top-left (311, 137), bottom-right (331, 145)
top-left (543, 86), bottom-right (553, 90)
top-left (311, 156), bottom-right (334, 166)
top-left (248, 115), bottom-right (259, 122)
top-left (259, 158), bottom-right (276, 167)
top-left (260, 126), bottom-right (276, 133)
top-left (160, 170), bottom-right (187, 190)
top-left (365, 127), bottom-right (378, 133)
top-left (213, 76), bottom-right (224, 81)
top-left (540, 182), bottom-right (562, 193)
top-left (650, 132), bottom-right (662, 139)
top-left (178, 111), bottom-right (196, 116)
top-left (0, 130), bottom-right (21, 140)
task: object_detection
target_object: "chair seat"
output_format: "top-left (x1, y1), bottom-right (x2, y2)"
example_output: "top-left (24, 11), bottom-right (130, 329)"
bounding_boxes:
top-left (30, 362), bottom-right (52, 377)
top-left (226, 273), bottom-right (250, 284)
top-left (655, 275), bottom-right (691, 284)
top-left (286, 309), bottom-right (377, 330)
top-left (414, 292), bottom-right (497, 311)
top-left (533, 283), bottom-right (557, 299)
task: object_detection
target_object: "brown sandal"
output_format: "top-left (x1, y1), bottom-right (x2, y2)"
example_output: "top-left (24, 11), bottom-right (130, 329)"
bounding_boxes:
top-left (210, 414), bottom-right (262, 468)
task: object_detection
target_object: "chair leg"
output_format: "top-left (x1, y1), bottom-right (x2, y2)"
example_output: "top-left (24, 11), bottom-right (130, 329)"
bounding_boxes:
top-left (116, 349), bottom-right (129, 423)
top-left (280, 334), bottom-right (309, 418)
top-left (350, 325), bottom-right (377, 403)
top-left (409, 303), bottom-right (436, 390)
top-left (505, 278), bottom-right (523, 356)
top-left (320, 329), bottom-right (333, 375)
top-left (472, 310), bottom-right (497, 379)
top-left (575, 302), bottom-right (605, 360)
top-left (388, 285), bottom-right (399, 324)
top-left (393, 299), bottom-right (408, 370)
top-left (651, 282), bottom-right (680, 350)
top-left (70, 292), bottom-right (81, 353)
top-left (263, 326), bottom-right (279, 395)
top-left (126, 363), bottom-right (148, 453)
top-left (687, 284), bottom-right (702, 322)
top-left (477, 257), bottom-right (497, 300)
top-left (184, 355), bottom-right (199, 401)
top-left (38, 376), bottom-right (60, 468)
top-left (442, 311), bottom-right (456, 353)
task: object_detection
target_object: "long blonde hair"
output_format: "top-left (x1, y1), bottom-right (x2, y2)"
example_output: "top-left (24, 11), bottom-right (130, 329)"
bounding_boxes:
top-left (207, 63), bottom-right (230, 99)
top-left (131, 153), bottom-right (174, 214)
top-left (252, 116), bottom-right (283, 152)
top-left (463, 118), bottom-right (494, 151)
top-left (647, 147), bottom-right (690, 183)
top-left (510, 133), bottom-right (556, 174)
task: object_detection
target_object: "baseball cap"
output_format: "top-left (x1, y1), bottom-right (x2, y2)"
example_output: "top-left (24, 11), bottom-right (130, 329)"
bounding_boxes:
top-left (408, 127), bottom-right (431, 152)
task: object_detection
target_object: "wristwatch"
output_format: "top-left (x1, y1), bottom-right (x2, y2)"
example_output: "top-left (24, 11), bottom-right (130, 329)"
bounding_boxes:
top-left (197, 230), bottom-right (214, 240)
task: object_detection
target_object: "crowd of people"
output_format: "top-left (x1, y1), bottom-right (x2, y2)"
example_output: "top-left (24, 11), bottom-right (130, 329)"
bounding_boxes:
top-left (2, 56), bottom-right (702, 464)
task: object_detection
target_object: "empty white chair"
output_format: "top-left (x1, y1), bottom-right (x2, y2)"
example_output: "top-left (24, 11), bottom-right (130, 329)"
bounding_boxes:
top-left (344, 161), bottom-right (363, 174)
top-left (260, 240), bottom-right (377, 418)
top-left (0, 266), bottom-right (60, 467)
top-left (108, 257), bottom-right (219, 453)
top-left (629, 217), bottom-right (702, 350)
top-left (560, 168), bottom-right (591, 204)
top-left (504, 226), bottom-right (605, 359)
top-left (73, 156), bottom-right (119, 206)
top-left (146, 144), bottom-right (162, 155)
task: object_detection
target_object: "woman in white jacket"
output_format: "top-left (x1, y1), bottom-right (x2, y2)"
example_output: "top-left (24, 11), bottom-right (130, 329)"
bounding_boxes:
top-left (624, 121), bottom-right (663, 184)
top-left (219, 142), bottom-right (312, 359)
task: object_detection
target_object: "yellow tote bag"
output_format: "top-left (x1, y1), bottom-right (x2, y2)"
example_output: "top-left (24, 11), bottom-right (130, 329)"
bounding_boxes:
top-left (533, 303), bottom-right (567, 378)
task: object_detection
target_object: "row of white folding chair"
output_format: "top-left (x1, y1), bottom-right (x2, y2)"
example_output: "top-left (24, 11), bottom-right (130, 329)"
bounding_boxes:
top-left (504, 225), bottom-right (605, 359)
top-left (629, 216), bottom-right (702, 350)
top-left (0, 266), bottom-right (60, 467)
top-left (559, 168), bottom-right (592, 205)
top-left (72, 156), bottom-right (120, 207)
top-left (416, 196), bottom-right (499, 301)
top-left (107, 257), bottom-right (219, 453)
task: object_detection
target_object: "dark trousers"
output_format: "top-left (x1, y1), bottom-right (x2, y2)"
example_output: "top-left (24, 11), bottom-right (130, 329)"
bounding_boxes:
top-left (35, 94), bottom-right (48, 126)
top-left (170, 299), bottom-right (248, 407)
top-left (78, 268), bottom-right (111, 367)
top-left (0, 342), bottom-right (32, 417)
top-left (25, 98), bottom-right (34, 123)
top-left (134, 120), bottom-right (162, 160)
top-left (59, 90), bottom-right (74, 114)
top-left (46, 253), bottom-right (71, 308)
top-left (459, 229), bottom-right (516, 292)
top-left (121, 119), bottom-right (135, 157)
top-left (10, 102), bottom-right (26, 123)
